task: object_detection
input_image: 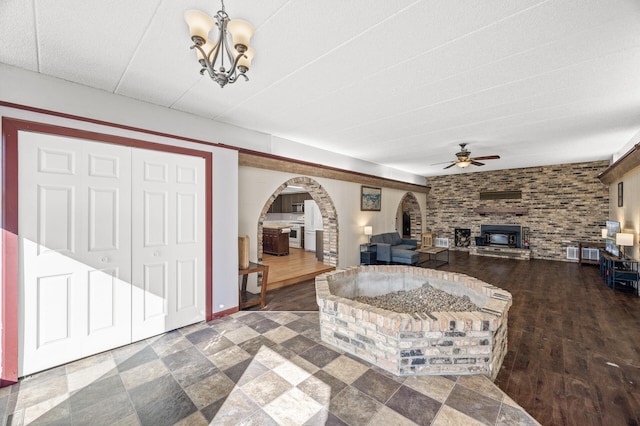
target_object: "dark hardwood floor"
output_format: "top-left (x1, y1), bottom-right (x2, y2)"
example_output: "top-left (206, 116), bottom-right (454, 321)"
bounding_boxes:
top-left (250, 251), bottom-right (640, 426)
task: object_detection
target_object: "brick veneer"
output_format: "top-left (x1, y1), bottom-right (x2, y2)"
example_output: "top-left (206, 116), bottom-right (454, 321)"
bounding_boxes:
top-left (425, 161), bottom-right (609, 261)
top-left (316, 265), bottom-right (512, 380)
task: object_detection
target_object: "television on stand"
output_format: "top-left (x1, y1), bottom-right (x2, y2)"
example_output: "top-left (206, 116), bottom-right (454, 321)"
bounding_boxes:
top-left (605, 220), bottom-right (621, 257)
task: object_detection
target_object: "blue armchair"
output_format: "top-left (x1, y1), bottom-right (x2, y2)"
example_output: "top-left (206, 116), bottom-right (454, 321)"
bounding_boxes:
top-left (370, 232), bottom-right (419, 265)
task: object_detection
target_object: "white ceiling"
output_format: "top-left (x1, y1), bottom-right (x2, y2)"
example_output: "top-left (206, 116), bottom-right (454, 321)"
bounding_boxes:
top-left (1, 0), bottom-right (640, 177)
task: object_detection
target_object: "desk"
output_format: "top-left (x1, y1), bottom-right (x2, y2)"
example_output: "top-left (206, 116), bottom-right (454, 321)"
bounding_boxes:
top-left (417, 247), bottom-right (449, 269)
top-left (238, 262), bottom-right (270, 309)
top-left (600, 252), bottom-right (639, 295)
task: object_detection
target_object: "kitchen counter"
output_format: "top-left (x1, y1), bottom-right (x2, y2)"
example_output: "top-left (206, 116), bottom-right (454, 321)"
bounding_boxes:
top-left (263, 224), bottom-right (291, 231)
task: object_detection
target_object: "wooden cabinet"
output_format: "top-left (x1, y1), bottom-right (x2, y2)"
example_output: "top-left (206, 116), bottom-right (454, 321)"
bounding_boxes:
top-left (269, 193), bottom-right (313, 213)
top-left (268, 196), bottom-right (282, 213)
top-left (263, 228), bottom-right (289, 256)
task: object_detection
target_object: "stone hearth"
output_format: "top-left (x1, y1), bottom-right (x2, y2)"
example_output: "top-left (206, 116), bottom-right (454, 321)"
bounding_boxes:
top-left (315, 265), bottom-right (512, 379)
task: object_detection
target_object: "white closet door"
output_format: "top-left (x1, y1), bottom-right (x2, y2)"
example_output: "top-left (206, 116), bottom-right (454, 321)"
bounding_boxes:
top-left (19, 132), bottom-right (132, 376)
top-left (131, 149), bottom-right (205, 341)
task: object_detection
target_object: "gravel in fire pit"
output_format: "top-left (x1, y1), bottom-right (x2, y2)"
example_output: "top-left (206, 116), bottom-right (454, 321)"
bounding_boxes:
top-left (354, 284), bottom-right (479, 314)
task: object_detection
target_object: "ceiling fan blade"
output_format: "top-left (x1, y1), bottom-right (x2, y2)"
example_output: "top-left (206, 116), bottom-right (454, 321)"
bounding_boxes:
top-left (443, 162), bottom-right (457, 169)
top-left (470, 155), bottom-right (500, 161)
top-left (471, 160), bottom-right (485, 166)
top-left (431, 160), bottom-right (455, 165)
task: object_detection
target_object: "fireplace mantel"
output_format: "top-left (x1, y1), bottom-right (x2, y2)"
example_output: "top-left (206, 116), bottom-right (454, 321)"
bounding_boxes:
top-left (474, 207), bottom-right (528, 216)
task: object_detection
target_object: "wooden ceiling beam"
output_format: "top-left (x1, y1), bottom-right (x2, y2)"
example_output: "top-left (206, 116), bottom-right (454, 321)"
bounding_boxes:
top-left (237, 149), bottom-right (430, 194)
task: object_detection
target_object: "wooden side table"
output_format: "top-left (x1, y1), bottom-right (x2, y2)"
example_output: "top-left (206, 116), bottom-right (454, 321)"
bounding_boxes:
top-left (238, 262), bottom-right (269, 309)
top-left (422, 233), bottom-right (435, 248)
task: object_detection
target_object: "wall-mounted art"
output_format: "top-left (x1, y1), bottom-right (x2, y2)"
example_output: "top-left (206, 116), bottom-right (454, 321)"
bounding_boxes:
top-left (361, 186), bottom-right (381, 211)
top-left (618, 181), bottom-right (623, 207)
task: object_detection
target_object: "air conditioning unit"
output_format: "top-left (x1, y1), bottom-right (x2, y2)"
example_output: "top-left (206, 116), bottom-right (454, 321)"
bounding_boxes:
top-left (566, 246), bottom-right (579, 261)
top-left (435, 238), bottom-right (449, 248)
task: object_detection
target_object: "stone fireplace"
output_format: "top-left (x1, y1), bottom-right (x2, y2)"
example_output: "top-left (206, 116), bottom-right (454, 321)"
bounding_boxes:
top-left (315, 266), bottom-right (512, 379)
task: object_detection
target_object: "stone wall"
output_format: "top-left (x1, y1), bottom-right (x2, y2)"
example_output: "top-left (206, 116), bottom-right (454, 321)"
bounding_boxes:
top-left (425, 161), bottom-right (610, 261)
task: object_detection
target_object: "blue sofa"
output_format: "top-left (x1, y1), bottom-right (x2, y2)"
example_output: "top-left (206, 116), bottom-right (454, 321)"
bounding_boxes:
top-left (370, 232), bottom-right (419, 265)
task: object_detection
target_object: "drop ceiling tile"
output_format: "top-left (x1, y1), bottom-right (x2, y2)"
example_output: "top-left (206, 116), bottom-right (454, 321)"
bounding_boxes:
top-left (35, 0), bottom-right (163, 91)
top-left (0, 0), bottom-right (38, 71)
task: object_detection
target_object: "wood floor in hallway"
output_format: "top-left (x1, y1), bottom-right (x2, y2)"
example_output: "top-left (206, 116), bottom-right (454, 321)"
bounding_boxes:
top-left (261, 247), bottom-right (334, 290)
top-left (251, 251), bottom-right (640, 426)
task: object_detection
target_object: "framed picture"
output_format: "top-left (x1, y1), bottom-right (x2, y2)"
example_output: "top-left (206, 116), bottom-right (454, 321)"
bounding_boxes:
top-left (361, 186), bottom-right (381, 211)
top-left (618, 182), bottom-right (623, 207)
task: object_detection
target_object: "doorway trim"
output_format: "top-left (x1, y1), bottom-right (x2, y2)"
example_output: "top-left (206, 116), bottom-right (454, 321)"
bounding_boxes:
top-left (1, 117), bottom-right (213, 385)
top-left (258, 177), bottom-right (338, 267)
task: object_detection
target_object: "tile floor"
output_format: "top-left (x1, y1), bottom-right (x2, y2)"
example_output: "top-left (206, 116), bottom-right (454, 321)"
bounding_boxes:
top-left (0, 311), bottom-right (539, 425)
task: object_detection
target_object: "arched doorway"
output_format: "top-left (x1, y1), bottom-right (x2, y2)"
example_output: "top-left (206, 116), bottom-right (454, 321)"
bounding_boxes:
top-left (396, 192), bottom-right (422, 240)
top-left (258, 177), bottom-right (339, 267)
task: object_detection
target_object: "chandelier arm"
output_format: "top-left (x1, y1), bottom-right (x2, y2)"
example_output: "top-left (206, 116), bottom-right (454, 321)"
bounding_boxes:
top-left (216, 14), bottom-right (236, 71)
top-left (208, 41), bottom-right (222, 72)
top-left (191, 43), bottom-right (218, 79)
top-left (227, 52), bottom-right (245, 76)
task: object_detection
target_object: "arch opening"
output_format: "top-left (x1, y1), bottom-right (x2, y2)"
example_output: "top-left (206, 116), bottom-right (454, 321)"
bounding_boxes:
top-left (396, 192), bottom-right (422, 241)
top-left (258, 177), bottom-right (339, 268)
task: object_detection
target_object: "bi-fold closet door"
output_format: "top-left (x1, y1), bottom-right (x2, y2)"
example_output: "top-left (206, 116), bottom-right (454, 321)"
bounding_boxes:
top-left (18, 131), bottom-right (205, 376)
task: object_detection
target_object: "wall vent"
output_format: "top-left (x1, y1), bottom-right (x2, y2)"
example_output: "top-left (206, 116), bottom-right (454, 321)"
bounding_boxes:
top-left (566, 247), bottom-right (579, 261)
top-left (435, 238), bottom-right (449, 248)
top-left (581, 247), bottom-right (600, 262)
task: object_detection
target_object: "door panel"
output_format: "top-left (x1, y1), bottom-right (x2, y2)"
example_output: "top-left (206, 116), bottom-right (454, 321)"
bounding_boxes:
top-left (144, 192), bottom-right (168, 247)
top-left (19, 132), bottom-right (132, 376)
top-left (142, 262), bottom-right (168, 320)
top-left (19, 131), bottom-right (205, 376)
top-left (36, 273), bottom-right (71, 346)
top-left (89, 188), bottom-right (120, 252)
top-left (176, 259), bottom-right (197, 311)
top-left (87, 268), bottom-right (119, 333)
top-left (38, 185), bottom-right (75, 256)
top-left (132, 149), bottom-right (205, 340)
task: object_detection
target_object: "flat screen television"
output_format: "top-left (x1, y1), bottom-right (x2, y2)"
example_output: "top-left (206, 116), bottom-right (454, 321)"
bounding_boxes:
top-left (605, 220), bottom-right (620, 257)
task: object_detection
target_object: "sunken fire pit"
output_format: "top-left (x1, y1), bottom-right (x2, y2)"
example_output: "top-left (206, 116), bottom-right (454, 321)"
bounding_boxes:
top-left (315, 265), bottom-right (512, 379)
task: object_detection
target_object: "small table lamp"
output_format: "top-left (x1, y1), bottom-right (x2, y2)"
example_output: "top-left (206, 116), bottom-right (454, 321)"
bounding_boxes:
top-left (616, 232), bottom-right (634, 258)
top-left (364, 226), bottom-right (373, 244)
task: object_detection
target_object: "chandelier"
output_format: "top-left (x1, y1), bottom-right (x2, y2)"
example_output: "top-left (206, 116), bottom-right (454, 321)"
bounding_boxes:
top-left (184, 1), bottom-right (255, 88)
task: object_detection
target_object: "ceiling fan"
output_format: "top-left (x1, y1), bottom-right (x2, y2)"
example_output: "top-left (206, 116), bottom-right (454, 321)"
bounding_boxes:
top-left (439, 143), bottom-right (501, 169)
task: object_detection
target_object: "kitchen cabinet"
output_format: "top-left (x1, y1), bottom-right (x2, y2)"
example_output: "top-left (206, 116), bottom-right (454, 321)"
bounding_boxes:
top-left (268, 195), bottom-right (282, 213)
top-left (263, 227), bottom-right (289, 256)
top-left (270, 193), bottom-right (313, 213)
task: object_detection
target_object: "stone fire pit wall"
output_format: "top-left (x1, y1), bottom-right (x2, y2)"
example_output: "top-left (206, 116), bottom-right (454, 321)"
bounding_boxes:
top-left (315, 265), bottom-right (512, 380)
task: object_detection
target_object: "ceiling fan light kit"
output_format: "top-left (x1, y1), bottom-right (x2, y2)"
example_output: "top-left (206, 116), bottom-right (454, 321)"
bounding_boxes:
top-left (184, 0), bottom-right (255, 88)
top-left (441, 143), bottom-right (501, 169)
